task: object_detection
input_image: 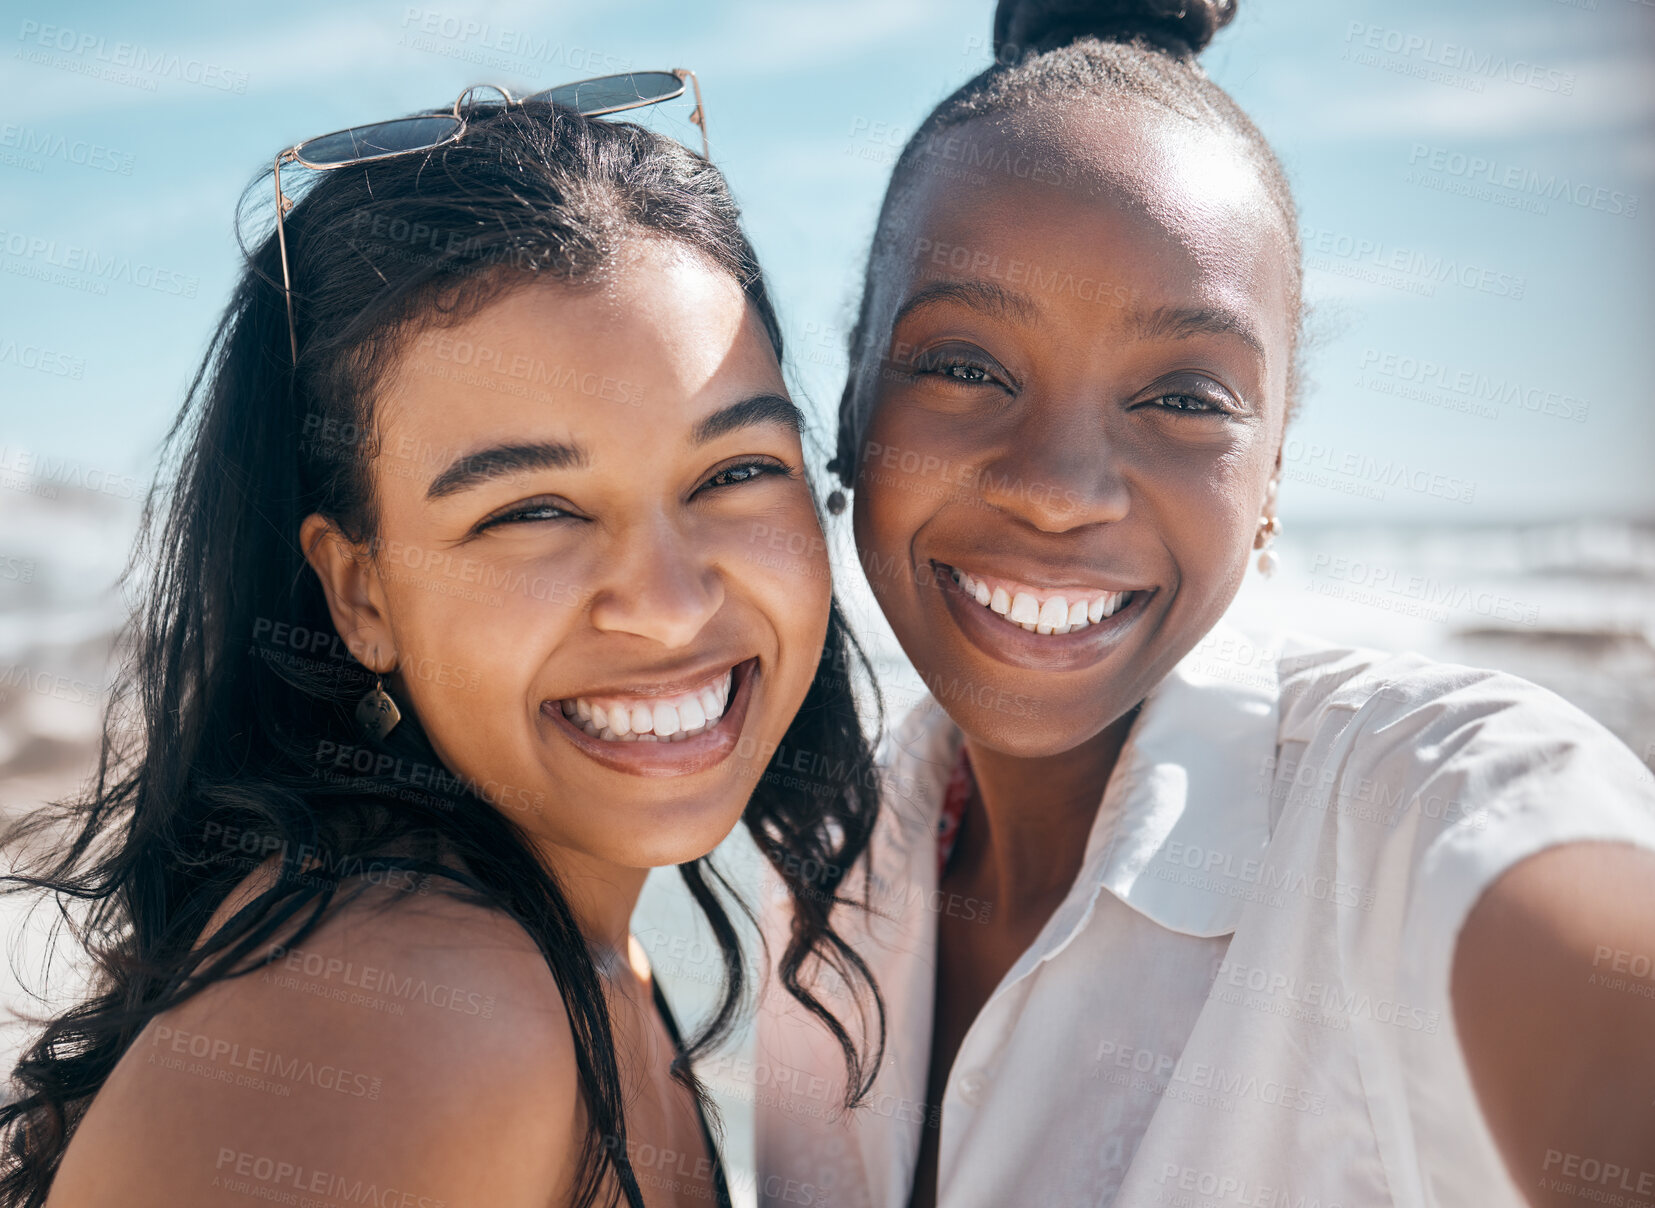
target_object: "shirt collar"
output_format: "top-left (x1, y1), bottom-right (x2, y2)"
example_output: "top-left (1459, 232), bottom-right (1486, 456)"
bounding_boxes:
top-left (885, 623), bottom-right (1281, 940)
top-left (1087, 625), bottom-right (1281, 936)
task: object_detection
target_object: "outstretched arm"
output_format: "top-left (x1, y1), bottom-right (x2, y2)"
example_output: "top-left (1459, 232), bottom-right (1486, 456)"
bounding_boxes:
top-left (1453, 841), bottom-right (1655, 1208)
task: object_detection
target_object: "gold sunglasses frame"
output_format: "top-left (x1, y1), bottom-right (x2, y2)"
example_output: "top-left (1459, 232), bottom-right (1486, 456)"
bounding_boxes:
top-left (272, 69), bottom-right (708, 365)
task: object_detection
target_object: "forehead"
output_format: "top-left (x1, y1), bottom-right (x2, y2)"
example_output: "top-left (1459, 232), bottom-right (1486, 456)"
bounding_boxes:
top-left (374, 243), bottom-right (779, 462)
top-left (884, 101), bottom-right (1294, 366)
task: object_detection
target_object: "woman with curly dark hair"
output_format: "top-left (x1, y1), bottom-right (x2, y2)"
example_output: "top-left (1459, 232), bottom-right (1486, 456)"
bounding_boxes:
top-left (1, 77), bottom-right (884, 1208)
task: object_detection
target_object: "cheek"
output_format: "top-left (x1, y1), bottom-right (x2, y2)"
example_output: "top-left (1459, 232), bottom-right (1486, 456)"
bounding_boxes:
top-left (850, 405), bottom-right (946, 605)
top-left (1143, 452), bottom-right (1265, 599)
top-left (374, 542), bottom-right (584, 745)
top-left (858, 398), bottom-right (961, 495)
top-left (728, 498), bottom-right (832, 674)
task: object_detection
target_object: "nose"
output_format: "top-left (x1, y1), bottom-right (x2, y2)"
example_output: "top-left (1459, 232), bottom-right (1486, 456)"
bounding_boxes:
top-left (586, 515), bottom-right (725, 648)
top-left (976, 410), bottom-right (1131, 533)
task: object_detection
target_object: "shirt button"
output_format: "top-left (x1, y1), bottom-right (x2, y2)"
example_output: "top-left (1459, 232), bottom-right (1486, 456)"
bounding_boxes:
top-left (956, 1070), bottom-right (988, 1107)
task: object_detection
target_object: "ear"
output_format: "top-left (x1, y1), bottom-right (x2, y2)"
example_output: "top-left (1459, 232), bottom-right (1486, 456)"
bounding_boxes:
top-left (300, 513), bottom-right (397, 674)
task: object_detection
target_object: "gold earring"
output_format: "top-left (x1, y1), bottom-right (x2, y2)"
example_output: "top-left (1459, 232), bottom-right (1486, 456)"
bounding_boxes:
top-left (356, 675), bottom-right (402, 741)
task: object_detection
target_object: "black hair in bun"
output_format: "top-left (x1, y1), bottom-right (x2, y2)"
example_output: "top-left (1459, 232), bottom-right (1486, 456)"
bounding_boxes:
top-left (831, 0), bottom-right (1300, 490)
top-left (993, 0), bottom-right (1236, 60)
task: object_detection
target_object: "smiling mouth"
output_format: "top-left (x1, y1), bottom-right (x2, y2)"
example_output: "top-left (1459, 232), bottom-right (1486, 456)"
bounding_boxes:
top-left (945, 566), bottom-right (1138, 636)
top-left (540, 658), bottom-right (760, 779)
top-left (932, 561), bottom-right (1155, 673)
top-left (554, 667), bottom-right (733, 743)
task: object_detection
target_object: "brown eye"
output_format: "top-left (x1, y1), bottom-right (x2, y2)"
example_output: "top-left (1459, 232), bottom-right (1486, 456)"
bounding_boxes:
top-left (1140, 374), bottom-right (1240, 416)
top-left (1156, 393), bottom-right (1221, 413)
top-left (701, 458), bottom-right (791, 491)
top-left (475, 498), bottom-right (574, 532)
top-left (911, 347), bottom-right (1006, 388)
top-left (906, 339), bottom-right (1006, 385)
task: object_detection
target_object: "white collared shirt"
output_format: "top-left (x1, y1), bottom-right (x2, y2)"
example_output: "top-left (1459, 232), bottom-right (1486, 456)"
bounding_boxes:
top-left (752, 627), bottom-right (1655, 1208)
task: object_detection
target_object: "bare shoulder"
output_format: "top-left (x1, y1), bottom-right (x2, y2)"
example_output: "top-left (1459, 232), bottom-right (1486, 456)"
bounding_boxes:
top-left (1452, 841), bottom-right (1655, 1204)
top-left (50, 883), bottom-right (583, 1207)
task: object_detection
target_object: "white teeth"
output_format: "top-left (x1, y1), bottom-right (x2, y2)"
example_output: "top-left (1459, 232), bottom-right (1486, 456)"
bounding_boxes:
top-left (1036, 596), bottom-right (1069, 635)
top-left (651, 703), bottom-right (681, 737)
top-left (951, 567), bottom-right (1136, 638)
top-left (556, 667), bottom-right (737, 743)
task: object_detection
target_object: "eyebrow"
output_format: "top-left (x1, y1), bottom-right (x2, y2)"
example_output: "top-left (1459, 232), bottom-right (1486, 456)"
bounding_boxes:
top-left (690, 394), bottom-right (804, 445)
top-left (892, 279), bottom-right (1267, 363)
top-left (422, 395), bottom-right (802, 500)
top-left (1135, 305), bottom-right (1266, 360)
top-left (890, 279), bottom-right (1042, 330)
top-left (425, 440), bottom-right (589, 500)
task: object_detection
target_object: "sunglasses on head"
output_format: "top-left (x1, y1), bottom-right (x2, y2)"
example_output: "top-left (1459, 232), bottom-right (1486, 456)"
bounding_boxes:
top-left (272, 69), bottom-right (708, 366)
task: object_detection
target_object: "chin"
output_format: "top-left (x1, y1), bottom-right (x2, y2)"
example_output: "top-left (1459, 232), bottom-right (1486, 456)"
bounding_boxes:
top-left (953, 701), bottom-right (1130, 759)
top-left (623, 793), bottom-right (751, 869)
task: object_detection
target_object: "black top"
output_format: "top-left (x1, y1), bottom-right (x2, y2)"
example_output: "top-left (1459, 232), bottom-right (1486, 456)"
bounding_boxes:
top-left (650, 978), bottom-right (733, 1208)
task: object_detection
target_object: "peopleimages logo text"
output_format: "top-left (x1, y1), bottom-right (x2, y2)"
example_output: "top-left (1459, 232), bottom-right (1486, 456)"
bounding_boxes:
top-left (1407, 145), bottom-right (1638, 219)
top-left (1342, 22), bottom-right (1575, 94)
top-left (15, 21), bottom-right (249, 92)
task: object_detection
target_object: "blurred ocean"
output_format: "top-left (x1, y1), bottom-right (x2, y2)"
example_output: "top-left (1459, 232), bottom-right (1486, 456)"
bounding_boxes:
top-left (3, 483), bottom-right (1653, 1191)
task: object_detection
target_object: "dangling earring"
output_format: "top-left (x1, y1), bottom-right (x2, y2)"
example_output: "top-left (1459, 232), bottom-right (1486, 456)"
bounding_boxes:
top-left (824, 456), bottom-right (847, 516)
top-left (356, 675), bottom-right (402, 740)
top-left (1254, 476), bottom-right (1282, 578)
top-left (1255, 517), bottom-right (1282, 577)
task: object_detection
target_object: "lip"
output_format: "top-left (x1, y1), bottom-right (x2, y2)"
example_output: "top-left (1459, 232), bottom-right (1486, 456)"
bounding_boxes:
top-left (944, 561), bottom-right (1145, 598)
top-left (560, 657), bottom-right (744, 702)
top-left (933, 560), bottom-right (1155, 673)
top-left (540, 657), bottom-right (760, 778)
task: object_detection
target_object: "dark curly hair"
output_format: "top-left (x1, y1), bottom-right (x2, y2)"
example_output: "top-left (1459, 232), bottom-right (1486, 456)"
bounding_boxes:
top-left (0, 98), bottom-right (884, 1208)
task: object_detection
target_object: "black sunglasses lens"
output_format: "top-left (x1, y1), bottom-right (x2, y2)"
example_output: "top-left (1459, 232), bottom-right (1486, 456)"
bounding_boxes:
top-left (529, 71), bottom-right (683, 115)
top-left (297, 116), bottom-right (462, 166)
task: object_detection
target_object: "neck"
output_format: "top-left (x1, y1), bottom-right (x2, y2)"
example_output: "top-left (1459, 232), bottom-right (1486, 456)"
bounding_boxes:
top-left (533, 840), bottom-right (649, 964)
top-left (957, 709), bottom-right (1137, 924)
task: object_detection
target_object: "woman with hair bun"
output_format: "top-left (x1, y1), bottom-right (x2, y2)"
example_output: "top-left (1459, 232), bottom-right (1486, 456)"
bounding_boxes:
top-left (756, 2), bottom-right (1655, 1205)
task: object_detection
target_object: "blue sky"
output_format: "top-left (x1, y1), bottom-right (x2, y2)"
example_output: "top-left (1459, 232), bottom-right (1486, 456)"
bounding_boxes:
top-left (2, 0), bottom-right (1651, 522)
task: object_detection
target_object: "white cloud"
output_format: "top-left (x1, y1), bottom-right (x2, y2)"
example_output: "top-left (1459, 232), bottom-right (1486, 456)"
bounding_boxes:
top-left (1297, 54), bottom-right (1655, 141)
